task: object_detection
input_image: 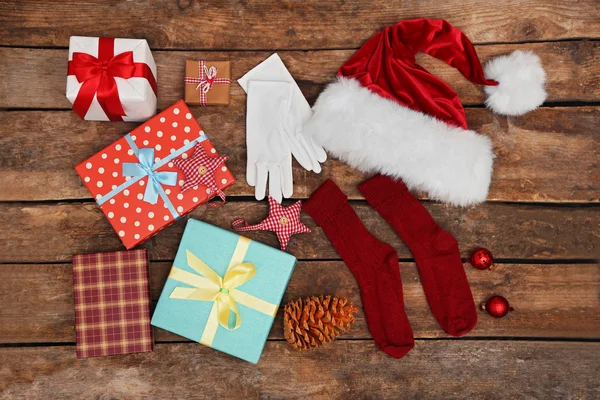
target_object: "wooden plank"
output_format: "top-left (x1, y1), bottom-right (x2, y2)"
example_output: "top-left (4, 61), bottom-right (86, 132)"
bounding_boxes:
top-left (0, 106), bottom-right (597, 202)
top-left (0, 0), bottom-right (598, 49)
top-left (0, 341), bottom-right (598, 399)
top-left (1, 42), bottom-right (599, 110)
top-left (0, 262), bottom-right (598, 344)
top-left (0, 201), bottom-right (597, 263)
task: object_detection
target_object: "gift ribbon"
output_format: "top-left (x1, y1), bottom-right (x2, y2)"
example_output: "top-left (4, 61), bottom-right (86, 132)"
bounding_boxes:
top-left (67, 37), bottom-right (158, 121)
top-left (167, 237), bottom-right (278, 347)
top-left (96, 132), bottom-right (208, 219)
top-left (184, 61), bottom-right (231, 106)
top-left (122, 148), bottom-right (178, 205)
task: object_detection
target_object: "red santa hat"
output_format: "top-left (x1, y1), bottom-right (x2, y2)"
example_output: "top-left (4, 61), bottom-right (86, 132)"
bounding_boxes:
top-left (303, 19), bottom-right (546, 206)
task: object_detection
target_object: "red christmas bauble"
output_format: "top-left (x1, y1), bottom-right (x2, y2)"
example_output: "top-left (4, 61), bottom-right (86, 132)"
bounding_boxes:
top-left (482, 296), bottom-right (513, 318)
top-left (470, 248), bottom-right (494, 270)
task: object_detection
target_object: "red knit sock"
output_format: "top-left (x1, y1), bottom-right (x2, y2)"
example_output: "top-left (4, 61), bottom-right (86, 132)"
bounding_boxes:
top-left (303, 180), bottom-right (414, 358)
top-left (359, 175), bottom-right (477, 337)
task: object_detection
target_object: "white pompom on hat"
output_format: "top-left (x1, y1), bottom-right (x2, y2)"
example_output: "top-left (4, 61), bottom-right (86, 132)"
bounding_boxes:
top-left (484, 50), bottom-right (547, 116)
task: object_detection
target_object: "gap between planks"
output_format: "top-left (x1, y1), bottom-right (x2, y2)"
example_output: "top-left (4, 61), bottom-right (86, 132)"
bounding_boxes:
top-left (1, 36), bottom-right (599, 52)
top-left (1, 336), bottom-right (599, 350)
top-left (0, 259), bottom-right (597, 266)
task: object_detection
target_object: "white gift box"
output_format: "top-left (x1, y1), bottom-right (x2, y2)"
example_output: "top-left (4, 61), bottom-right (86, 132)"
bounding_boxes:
top-left (66, 36), bottom-right (158, 122)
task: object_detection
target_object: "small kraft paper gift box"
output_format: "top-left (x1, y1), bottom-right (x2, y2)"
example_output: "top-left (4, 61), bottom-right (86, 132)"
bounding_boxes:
top-left (151, 219), bottom-right (297, 364)
top-left (72, 249), bottom-right (153, 358)
top-left (184, 60), bottom-right (231, 106)
top-left (67, 36), bottom-right (158, 121)
top-left (75, 100), bottom-right (235, 249)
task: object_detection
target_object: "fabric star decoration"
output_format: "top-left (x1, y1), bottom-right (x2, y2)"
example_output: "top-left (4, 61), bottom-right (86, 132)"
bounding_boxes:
top-left (232, 196), bottom-right (310, 251)
top-left (173, 142), bottom-right (229, 205)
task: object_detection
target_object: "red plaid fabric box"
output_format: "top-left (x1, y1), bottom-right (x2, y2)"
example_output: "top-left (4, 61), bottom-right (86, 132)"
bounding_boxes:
top-left (72, 249), bottom-right (153, 358)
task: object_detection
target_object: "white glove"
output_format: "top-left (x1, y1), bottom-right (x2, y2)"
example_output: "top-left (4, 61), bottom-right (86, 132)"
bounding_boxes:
top-left (245, 80), bottom-right (294, 203)
top-left (238, 53), bottom-right (327, 174)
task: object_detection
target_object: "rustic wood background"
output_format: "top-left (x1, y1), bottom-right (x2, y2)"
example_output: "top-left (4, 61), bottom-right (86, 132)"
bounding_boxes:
top-left (0, 1), bottom-right (598, 399)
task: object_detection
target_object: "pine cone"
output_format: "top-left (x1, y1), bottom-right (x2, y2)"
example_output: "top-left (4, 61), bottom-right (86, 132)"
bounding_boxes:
top-left (283, 295), bottom-right (358, 351)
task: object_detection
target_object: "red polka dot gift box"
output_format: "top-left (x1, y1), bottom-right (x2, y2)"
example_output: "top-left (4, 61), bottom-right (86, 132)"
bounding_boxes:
top-left (75, 100), bottom-right (235, 249)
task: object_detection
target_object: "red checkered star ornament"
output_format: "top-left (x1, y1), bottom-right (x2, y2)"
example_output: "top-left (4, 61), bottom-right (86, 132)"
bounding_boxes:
top-left (173, 142), bottom-right (228, 206)
top-left (232, 197), bottom-right (310, 251)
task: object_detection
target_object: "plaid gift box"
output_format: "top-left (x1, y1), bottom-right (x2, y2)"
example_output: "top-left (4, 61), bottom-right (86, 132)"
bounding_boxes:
top-left (72, 249), bottom-right (153, 358)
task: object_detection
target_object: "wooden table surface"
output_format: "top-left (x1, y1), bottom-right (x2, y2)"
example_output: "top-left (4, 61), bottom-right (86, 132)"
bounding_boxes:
top-left (0, 1), bottom-right (599, 399)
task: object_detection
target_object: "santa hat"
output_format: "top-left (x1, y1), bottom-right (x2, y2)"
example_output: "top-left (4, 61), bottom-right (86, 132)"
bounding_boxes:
top-left (302, 19), bottom-right (546, 206)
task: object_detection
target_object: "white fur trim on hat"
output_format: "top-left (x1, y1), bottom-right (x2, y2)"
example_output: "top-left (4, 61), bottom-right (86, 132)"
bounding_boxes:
top-left (484, 50), bottom-right (547, 116)
top-left (302, 77), bottom-right (494, 206)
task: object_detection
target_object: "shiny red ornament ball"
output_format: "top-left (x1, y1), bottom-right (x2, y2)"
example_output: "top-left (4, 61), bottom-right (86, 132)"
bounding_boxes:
top-left (470, 248), bottom-right (494, 270)
top-left (482, 296), bottom-right (513, 318)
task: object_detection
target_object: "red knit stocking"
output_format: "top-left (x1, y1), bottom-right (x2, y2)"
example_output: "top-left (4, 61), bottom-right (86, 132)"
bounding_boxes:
top-left (303, 180), bottom-right (414, 358)
top-left (359, 175), bottom-right (477, 337)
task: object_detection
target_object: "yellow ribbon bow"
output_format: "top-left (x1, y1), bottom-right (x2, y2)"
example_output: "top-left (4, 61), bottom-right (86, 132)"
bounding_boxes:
top-left (168, 236), bottom-right (278, 346)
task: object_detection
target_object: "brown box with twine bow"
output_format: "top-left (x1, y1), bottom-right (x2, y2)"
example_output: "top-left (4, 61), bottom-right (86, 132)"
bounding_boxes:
top-left (184, 60), bottom-right (231, 106)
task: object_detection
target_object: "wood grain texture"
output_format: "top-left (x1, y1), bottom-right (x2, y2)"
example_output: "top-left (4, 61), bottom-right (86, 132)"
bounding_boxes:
top-left (1, 0), bottom-right (599, 50)
top-left (0, 341), bottom-right (599, 399)
top-left (0, 201), bottom-right (597, 263)
top-left (0, 1), bottom-right (598, 398)
top-left (0, 106), bottom-right (598, 202)
top-left (1, 41), bottom-right (599, 110)
top-left (1, 261), bottom-right (598, 344)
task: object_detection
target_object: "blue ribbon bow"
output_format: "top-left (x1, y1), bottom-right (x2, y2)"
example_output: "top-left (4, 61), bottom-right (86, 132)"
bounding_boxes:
top-left (95, 132), bottom-right (207, 220)
top-left (122, 148), bottom-right (178, 204)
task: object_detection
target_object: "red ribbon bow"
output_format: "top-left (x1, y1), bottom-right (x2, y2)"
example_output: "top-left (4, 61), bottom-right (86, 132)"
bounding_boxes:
top-left (67, 38), bottom-right (157, 121)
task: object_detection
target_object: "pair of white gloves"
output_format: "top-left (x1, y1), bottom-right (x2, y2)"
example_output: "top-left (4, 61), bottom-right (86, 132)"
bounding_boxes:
top-left (238, 54), bottom-right (326, 203)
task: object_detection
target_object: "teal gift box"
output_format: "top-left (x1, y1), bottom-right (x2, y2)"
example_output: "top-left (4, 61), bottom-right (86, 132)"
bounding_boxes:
top-left (151, 219), bottom-right (296, 363)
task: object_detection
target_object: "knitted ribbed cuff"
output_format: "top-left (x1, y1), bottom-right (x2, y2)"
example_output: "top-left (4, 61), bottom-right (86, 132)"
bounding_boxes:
top-left (358, 174), bottom-right (409, 208)
top-left (303, 180), bottom-right (349, 226)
